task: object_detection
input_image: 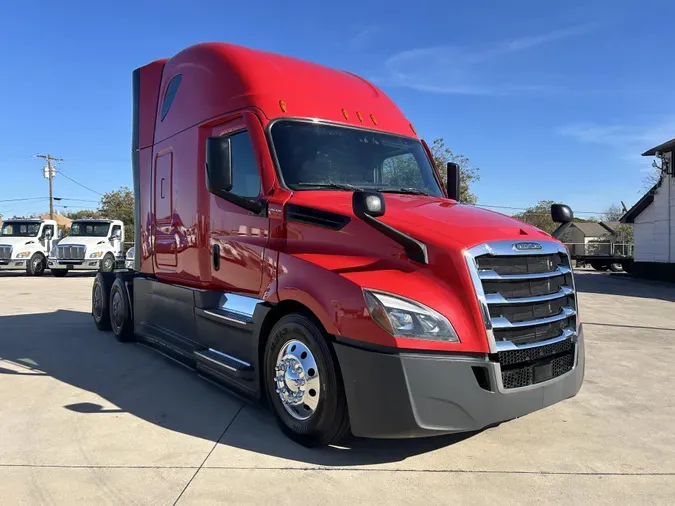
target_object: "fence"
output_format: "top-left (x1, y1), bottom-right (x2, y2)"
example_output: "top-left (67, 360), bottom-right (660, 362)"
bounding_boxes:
top-left (563, 242), bottom-right (633, 257)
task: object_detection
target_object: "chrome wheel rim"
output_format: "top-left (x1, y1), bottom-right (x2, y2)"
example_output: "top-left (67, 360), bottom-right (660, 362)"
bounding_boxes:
top-left (104, 257), bottom-right (113, 271)
top-left (33, 257), bottom-right (42, 273)
top-left (274, 340), bottom-right (321, 421)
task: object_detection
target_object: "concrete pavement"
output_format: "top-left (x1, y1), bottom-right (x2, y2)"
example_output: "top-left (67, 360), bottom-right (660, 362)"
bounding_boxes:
top-left (0, 269), bottom-right (673, 504)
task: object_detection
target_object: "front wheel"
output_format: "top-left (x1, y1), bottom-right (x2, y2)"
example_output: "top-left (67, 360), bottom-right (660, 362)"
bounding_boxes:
top-left (26, 253), bottom-right (46, 276)
top-left (100, 253), bottom-right (115, 273)
top-left (264, 314), bottom-right (350, 447)
top-left (609, 262), bottom-right (624, 272)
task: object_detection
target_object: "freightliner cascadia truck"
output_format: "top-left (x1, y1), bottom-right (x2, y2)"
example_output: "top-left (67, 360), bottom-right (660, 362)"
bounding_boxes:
top-left (91, 42), bottom-right (584, 447)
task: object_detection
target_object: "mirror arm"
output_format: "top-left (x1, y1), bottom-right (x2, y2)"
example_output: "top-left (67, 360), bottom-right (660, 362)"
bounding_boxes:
top-left (552, 222), bottom-right (572, 240)
top-left (361, 214), bottom-right (428, 264)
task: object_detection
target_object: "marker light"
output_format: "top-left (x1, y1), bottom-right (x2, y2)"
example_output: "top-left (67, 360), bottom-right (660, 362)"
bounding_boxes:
top-left (342, 108), bottom-right (349, 120)
top-left (370, 114), bottom-right (377, 125)
top-left (279, 100), bottom-right (287, 112)
top-left (356, 111), bottom-right (364, 122)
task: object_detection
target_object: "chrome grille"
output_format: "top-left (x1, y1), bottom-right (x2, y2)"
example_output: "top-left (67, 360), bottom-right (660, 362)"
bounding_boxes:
top-left (465, 240), bottom-right (578, 352)
top-left (56, 244), bottom-right (86, 260)
top-left (0, 245), bottom-right (11, 260)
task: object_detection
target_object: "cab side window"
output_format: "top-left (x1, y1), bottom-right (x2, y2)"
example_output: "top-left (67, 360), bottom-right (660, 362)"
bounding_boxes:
top-left (230, 131), bottom-right (261, 199)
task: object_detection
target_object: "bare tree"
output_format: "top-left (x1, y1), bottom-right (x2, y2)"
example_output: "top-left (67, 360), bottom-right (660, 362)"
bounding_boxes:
top-left (602, 204), bottom-right (624, 222)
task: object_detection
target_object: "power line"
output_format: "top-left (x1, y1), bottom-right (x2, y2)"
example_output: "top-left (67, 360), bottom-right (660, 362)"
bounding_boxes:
top-left (0, 197), bottom-right (48, 203)
top-left (56, 170), bottom-right (104, 196)
top-left (474, 204), bottom-right (604, 215)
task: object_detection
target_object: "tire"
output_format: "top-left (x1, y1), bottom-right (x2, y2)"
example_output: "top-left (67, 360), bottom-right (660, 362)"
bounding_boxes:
top-left (51, 269), bottom-right (68, 277)
top-left (100, 253), bottom-right (115, 273)
top-left (609, 263), bottom-right (624, 273)
top-left (92, 272), bottom-right (113, 331)
top-left (591, 262), bottom-right (609, 271)
top-left (26, 253), bottom-right (46, 276)
top-left (109, 277), bottom-right (135, 342)
top-left (263, 314), bottom-right (350, 447)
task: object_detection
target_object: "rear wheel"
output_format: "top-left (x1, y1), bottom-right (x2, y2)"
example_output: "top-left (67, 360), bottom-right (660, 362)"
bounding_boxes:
top-left (264, 314), bottom-right (350, 447)
top-left (591, 262), bottom-right (609, 271)
top-left (26, 253), bottom-right (46, 276)
top-left (92, 272), bottom-right (113, 331)
top-left (609, 263), bottom-right (624, 272)
top-left (109, 277), bottom-right (134, 342)
top-left (51, 269), bottom-right (68, 277)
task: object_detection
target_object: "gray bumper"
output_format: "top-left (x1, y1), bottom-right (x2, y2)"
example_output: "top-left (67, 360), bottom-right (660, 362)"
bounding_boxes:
top-left (0, 260), bottom-right (28, 269)
top-left (335, 326), bottom-right (585, 438)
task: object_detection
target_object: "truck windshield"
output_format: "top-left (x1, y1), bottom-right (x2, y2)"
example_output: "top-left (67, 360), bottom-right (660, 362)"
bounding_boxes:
top-left (0, 222), bottom-right (41, 237)
top-left (70, 222), bottom-right (110, 237)
top-left (270, 120), bottom-right (443, 197)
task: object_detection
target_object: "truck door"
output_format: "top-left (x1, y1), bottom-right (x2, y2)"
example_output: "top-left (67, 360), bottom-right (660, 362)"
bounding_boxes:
top-left (154, 151), bottom-right (177, 268)
top-left (208, 119), bottom-right (269, 297)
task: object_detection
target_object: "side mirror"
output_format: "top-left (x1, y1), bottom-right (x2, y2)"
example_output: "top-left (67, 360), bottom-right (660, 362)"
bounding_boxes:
top-left (352, 191), bottom-right (385, 218)
top-left (205, 136), bottom-right (232, 196)
top-left (111, 230), bottom-right (121, 240)
top-left (44, 229), bottom-right (53, 239)
top-left (446, 162), bottom-right (460, 201)
top-left (551, 203), bottom-right (574, 239)
top-left (551, 204), bottom-right (573, 224)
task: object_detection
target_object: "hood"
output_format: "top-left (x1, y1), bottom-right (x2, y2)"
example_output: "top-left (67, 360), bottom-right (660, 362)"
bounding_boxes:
top-left (288, 192), bottom-right (553, 249)
top-left (0, 236), bottom-right (42, 248)
top-left (56, 236), bottom-right (109, 248)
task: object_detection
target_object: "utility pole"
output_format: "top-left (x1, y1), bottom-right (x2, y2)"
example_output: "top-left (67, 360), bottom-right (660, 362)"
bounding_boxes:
top-left (35, 154), bottom-right (63, 220)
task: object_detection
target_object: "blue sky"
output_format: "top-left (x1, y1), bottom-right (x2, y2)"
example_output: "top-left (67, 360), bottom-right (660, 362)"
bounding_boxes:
top-left (1, 0), bottom-right (673, 219)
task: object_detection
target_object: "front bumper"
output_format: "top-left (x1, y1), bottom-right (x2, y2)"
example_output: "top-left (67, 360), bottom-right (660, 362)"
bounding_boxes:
top-left (48, 259), bottom-right (101, 270)
top-left (335, 325), bottom-right (585, 438)
top-left (0, 259), bottom-right (28, 269)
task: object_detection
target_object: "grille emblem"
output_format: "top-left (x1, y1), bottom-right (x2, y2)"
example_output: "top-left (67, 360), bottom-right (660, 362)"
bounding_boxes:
top-left (513, 242), bottom-right (542, 251)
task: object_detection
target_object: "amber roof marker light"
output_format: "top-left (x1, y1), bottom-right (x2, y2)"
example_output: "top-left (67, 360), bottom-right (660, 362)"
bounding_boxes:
top-left (279, 100), bottom-right (287, 113)
top-left (342, 108), bottom-right (349, 120)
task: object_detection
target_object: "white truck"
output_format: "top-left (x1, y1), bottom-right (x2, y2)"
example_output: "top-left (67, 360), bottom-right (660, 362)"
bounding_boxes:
top-left (0, 219), bottom-right (58, 276)
top-left (48, 219), bottom-right (125, 277)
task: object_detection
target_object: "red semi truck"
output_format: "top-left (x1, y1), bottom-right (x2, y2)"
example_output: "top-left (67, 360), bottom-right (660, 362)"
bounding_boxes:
top-left (92, 42), bottom-right (584, 447)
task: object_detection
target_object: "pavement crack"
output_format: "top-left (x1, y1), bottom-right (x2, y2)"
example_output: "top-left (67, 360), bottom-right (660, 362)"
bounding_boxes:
top-left (172, 403), bottom-right (245, 505)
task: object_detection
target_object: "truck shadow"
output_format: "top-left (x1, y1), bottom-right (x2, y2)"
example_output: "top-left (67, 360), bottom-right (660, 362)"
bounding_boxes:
top-left (573, 270), bottom-right (675, 303)
top-left (0, 271), bottom-right (96, 278)
top-left (0, 309), bottom-right (480, 467)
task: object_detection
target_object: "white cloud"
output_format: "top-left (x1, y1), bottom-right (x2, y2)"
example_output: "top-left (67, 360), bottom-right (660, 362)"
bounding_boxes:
top-left (559, 119), bottom-right (675, 177)
top-left (379, 24), bottom-right (591, 95)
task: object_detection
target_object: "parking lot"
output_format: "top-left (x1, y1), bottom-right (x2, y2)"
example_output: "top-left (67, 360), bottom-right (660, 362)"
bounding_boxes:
top-left (0, 269), bottom-right (673, 505)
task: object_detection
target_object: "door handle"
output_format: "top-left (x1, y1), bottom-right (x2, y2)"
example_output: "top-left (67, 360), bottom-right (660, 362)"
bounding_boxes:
top-left (212, 244), bottom-right (220, 271)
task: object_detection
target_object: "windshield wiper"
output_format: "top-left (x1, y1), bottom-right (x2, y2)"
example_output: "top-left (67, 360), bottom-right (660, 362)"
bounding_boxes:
top-left (380, 187), bottom-right (430, 196)
top-left (297, 182), bottom-right (363, 191)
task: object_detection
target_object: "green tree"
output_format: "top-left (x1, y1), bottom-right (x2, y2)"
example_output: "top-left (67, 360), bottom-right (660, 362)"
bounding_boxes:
top-left (99, 186), bottom-right (135, 243)
top-left (64, 209), bottom-right (103, 220)
top-left (429, 138), bottom-right (480, 204)
top-left (513, 200), bottom-right (559, 234)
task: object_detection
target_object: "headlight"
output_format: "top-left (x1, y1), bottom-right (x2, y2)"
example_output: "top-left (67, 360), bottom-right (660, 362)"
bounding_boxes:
top-left (16, 252), bottom-right (31, 258)
top-left (89, 251), bottom-right (103, 258)
top-left (363, 290), bottom-right (459, 342)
